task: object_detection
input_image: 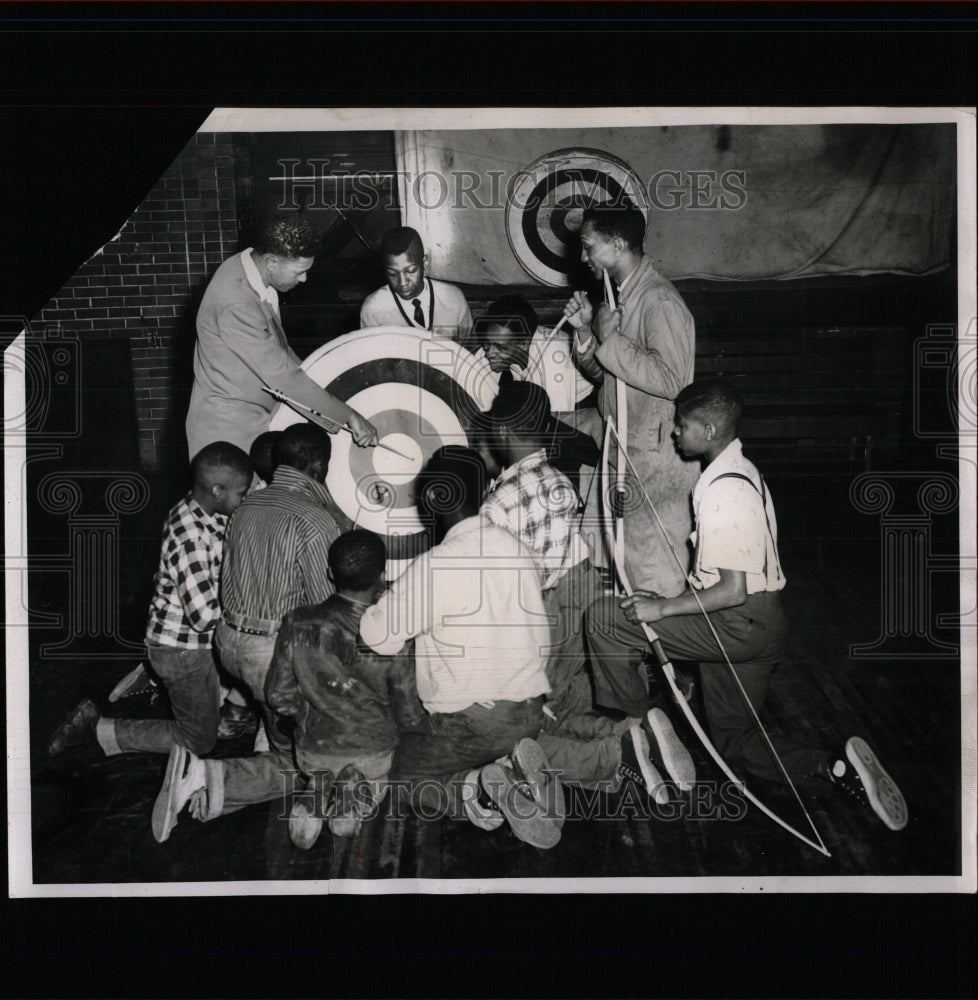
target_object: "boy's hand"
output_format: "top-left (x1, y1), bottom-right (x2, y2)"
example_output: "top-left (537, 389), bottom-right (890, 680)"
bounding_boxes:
top-left (620, 592), bottom-right (666, 624)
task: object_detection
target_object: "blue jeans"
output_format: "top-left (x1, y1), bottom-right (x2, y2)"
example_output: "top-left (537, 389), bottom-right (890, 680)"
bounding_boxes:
top-left (214, 622), bottom-right (291, 754)
top-left (391, 697), bottom-right (545, 818)
top-left (102, 644), bottom-right (220, 756)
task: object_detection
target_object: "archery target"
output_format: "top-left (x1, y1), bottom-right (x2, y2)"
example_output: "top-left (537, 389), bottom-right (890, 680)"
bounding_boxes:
top-left (506, 148), bottom-right (650, 287)
top-left (269, 327), bottom-right (496, 538)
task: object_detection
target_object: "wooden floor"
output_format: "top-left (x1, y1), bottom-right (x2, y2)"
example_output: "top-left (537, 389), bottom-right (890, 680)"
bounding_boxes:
top-left (26, 476), bottom-right (964, 886)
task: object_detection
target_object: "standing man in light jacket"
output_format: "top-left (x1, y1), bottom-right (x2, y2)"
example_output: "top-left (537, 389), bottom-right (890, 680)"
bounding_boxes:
top-left (187, 213), bottom-right (377, 460)
top-left (563, 206), bottom-right (698, 599)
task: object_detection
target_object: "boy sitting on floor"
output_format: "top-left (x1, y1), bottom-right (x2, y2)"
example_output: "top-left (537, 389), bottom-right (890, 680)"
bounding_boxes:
top-left (151, 529), bottom-right (421, 847)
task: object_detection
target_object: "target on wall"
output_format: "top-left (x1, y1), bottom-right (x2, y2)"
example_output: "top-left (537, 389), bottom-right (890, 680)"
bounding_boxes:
top-left (506, 148), bottom-right (650, 287)
top-left (269, 327), bottom-right (496, 543)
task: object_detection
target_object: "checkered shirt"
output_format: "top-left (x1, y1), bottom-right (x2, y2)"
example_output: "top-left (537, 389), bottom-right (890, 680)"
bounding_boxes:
top-left (480, 448), bottom-right (580, 590)
top-left (145, 493), bottom-right (228, 649)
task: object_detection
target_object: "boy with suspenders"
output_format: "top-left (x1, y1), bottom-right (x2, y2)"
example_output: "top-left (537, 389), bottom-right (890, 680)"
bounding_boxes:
top-left (586, 377), bottom-right (908, 831)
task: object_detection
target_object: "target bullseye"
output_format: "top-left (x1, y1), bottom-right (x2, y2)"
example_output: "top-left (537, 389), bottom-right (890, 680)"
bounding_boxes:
top-left (269, 329), bottom-right (494, 541)
top-left (372, 432), bottom-right (424, 478)
top-left (506, 147), bottom-right (650, 286)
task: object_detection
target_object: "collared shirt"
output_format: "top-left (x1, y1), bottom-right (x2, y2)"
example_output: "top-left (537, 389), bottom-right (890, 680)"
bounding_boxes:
top-left (220, 465), bottom-right (340, 624)
top-left (240, 247), bottom-right (280, 317)
top-left (146, 494), bottom-right (228, 649)
top-left (690, 439), bottom-right (787, 594)
top-left (359, 277), bottom-right (472, 340)
top-left (265, 593), bottom-right (417, 756)
top-left (360, 516), bottom-right (551, 715)
top-left (480, 449), bottom-right (583, 590)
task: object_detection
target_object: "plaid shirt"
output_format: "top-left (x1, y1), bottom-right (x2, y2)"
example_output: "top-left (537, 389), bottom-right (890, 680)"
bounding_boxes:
top-left (480, 449), bottom-right (580, 590)
top-left (146, 494), bottom-right (228, 649)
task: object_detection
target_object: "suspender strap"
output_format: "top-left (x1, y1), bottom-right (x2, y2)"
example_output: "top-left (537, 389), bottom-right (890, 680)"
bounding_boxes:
top-left (705, 472), bottom-right (783, 580)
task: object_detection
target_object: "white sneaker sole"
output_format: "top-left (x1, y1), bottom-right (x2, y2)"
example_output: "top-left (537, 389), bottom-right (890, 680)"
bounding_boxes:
top-left (152, 745), bottom-right (188, 843)
top-left (846, 737), bottom-right (908, 832)
top-left (647, 708), bottom-right (696, 791)
top-left (628, 726), bottom-right (670, 805)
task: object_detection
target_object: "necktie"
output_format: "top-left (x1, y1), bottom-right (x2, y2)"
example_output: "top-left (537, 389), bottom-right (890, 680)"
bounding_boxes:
top-left (412, 299), bottom-right (425, 328)
top-left (498, 369), bottom-right (514, 389)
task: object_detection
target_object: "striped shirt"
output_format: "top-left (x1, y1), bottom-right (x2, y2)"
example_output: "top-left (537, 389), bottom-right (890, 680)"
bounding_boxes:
top-left (145, 494), bottom-right (228, 649)
top-left (480, 448), bottom-right (583, 590)
top-left (220, 465), bottom-right (339, 625)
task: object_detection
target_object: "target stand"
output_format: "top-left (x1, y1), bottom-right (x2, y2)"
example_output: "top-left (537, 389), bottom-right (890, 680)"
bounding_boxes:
top-left (269, 327), bottom-right (497, 561)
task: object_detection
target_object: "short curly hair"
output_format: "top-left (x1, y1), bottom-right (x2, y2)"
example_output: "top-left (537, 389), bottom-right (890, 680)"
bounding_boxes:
top-left (254, 214), bottom-right (321, 260)
top-left (328, 530), bottom-right (387, 591)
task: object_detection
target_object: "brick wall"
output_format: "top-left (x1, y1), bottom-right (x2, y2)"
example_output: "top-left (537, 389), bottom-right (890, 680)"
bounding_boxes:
top-left (34, 132), bottom-right (253, 469)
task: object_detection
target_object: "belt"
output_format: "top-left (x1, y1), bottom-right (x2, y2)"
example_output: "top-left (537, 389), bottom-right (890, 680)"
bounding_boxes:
top-left (222, 610), bottom-right (281, 637)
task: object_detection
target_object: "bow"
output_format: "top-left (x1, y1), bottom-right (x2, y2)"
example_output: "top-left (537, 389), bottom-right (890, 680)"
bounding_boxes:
top-left (599, 414), bottom-right (831, 857)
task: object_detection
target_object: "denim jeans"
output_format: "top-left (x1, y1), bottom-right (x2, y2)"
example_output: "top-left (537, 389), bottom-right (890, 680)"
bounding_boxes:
top-left (204, 747), bottom-right (394, 819)
top-left (214, 622), bottom-right (291, 754)
top-left (586, 591), bottom-right (828, 786)
top-left (100, 644), bottom-right (220, 757)
top-left (390, 696), bottom-right (544, 818)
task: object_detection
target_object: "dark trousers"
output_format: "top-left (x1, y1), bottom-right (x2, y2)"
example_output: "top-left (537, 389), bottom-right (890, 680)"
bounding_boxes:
top-left (104, 644), bottom-right (221, 757)
top-left (391, 697), bottom-right (544, 817)
top-left (586, 591), bottom-right (827, 786)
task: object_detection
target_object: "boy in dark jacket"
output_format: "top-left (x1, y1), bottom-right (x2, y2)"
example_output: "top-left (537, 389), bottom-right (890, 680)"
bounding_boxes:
top-left (151, 530), bottom-right (421, 846)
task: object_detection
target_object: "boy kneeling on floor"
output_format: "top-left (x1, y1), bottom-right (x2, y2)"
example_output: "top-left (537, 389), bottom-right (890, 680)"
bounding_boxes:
top-left (152, 529), bottom-right (422, 847)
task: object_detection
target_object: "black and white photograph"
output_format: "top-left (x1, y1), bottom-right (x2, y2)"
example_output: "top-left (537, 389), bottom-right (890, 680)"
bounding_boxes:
top-left (6, 105), bottom-right (975, 896)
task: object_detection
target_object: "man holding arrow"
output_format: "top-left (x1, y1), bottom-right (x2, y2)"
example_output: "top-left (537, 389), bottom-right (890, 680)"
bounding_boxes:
top-left (187, 213), bottom-right (378, 461)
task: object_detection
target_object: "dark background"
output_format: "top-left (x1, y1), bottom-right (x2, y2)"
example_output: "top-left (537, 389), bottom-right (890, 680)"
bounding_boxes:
top-left (2, 3), bottom-right (976, 998)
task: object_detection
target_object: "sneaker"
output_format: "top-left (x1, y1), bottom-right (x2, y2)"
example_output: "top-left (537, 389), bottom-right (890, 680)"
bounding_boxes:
top-left (831, 737), bottom-right (908, 831)
top-left (289, 773), bottom-right (332, 850)
top-left (644, 707), bottom-right (696, 791)
top-left (108, 662), bottom-right (157, 703)
top-left (328, 764), bottom-right (374, 839)
top-left (618, 725), bottom-right (669, 805)
top-left (481, 747), bottom-right (563, 850)
top-left (511, 737), bottom-right (566, 828)
top-left (152, 745), bottom-right (206, 843)
top-left (216, 700), bottom-right (259, 740)
top-left (47, 698), bottom-right (100, 755)
top-left (461, 769), bottom-right (505, 831)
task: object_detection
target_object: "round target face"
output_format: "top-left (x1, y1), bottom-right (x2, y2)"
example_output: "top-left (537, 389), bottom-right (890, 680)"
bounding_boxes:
top-left (506, 148), bottom-right (650, 287)
top-left (269, 327), bottom-right (496, 540)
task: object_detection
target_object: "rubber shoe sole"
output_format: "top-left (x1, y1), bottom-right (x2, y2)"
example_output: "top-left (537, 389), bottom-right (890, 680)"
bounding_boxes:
top-left (461, 770), bottom-right (505, 831)
top-left (328, 764), bottom-right (373, 839)
top-left (289, 795), bottom-right (326, 850)
top-left (510, 738), bottom-right (566, 828)
top-left (481, 762), bottom-right (562, 850)
top-left (846, 737), bottom-right (908, 832)
top-left (152, 745), bottom-right (203, 843)
top-left (627, 725), bottom-right (670, 806)
top-left (108, 663), bottom-right (157, 703)
top-left (646, 708), bottom-right (696, 791)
